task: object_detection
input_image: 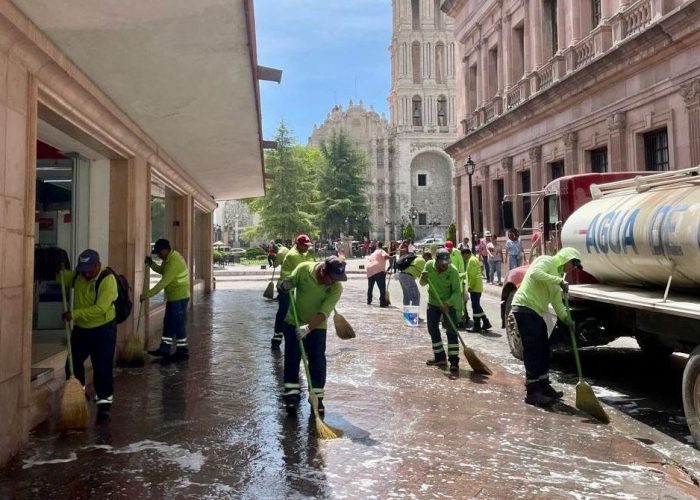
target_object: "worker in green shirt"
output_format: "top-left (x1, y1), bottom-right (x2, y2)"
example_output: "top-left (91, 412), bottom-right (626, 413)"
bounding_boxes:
top-left (57, 249), bottom-right (118, 420)
top-left (271, 234), bottom-right (314, 350)
top-left (142, 239), bottom-right (191, 360)
top-left (462, 247), bottom-right (493, 333)
top-left (395, 240), bottom-right (426, 307)
top-left (278, 256), bottom-right (346, 416)
top-left (419, 249), bottom-right (462, 380)
top-left (444, 240), bottom-right (469, 328)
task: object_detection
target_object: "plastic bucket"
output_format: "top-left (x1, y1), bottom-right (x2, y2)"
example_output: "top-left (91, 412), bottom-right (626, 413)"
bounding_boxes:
top-left (402, 306), bottom-right (420, 327)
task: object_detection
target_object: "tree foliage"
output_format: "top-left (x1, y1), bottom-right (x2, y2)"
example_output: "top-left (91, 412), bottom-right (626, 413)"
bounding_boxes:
top-left (315, 129), bottom-right (371, 239)
top-left (403, 222), bottom-right (415, 242)
top-left (446, 221), bottom-right (457, 245)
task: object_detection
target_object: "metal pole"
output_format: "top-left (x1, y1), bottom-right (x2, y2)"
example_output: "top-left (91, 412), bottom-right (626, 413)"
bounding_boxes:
top-left (468, 172), bottom-right (476, 253)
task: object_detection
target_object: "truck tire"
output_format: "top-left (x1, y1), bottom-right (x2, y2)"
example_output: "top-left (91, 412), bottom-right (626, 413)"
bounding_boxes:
top-left (682, 345), bottom-right (700, 449)
top-left (635, 333), bottom-right (674, 359)
top-left (505, 290), bottom-right (524, 360)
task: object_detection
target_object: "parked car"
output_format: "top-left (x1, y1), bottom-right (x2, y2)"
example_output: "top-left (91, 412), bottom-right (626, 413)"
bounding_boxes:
top-left (414, 237), bottom-right (444, 247)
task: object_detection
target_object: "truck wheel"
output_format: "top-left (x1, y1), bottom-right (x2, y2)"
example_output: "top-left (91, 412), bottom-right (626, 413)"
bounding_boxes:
top-left (682, 346), bottom-right (700, 449)
top-left (635, 333), bottom-right (674, 359)
top-left (505, 290), bottom-right (523, 360)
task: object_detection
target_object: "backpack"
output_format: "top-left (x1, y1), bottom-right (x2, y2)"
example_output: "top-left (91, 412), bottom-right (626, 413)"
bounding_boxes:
top-left (396, 253), bottom-right (418, 271)
top-left (95, 268), bottom-right (133, 324)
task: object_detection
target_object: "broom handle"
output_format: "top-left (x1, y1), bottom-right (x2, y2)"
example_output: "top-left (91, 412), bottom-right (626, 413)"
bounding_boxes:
top-left (135, 263), bottom-right (149, 337)
top-left (426, 276), bottom-right (468, 349)
top-left (563, 293), bottom-right (584, 381)
top-left (59, 275), bottom-right (75, 378)
top-left (289, 290), bottom-right (316, 396)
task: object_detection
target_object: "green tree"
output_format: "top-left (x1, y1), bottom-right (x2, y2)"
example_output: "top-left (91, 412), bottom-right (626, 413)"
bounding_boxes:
top-left (446, 221), bottom-right (457, 244)
top-left (244, 121), bottom-right (319, 241)
top-left (403, 222), bottom-right (415, 241)
top-left (315, 129), bottom-right (371, 239)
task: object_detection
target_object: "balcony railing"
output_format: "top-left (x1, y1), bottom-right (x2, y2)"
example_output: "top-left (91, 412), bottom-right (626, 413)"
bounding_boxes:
top-left (506, 82), bottom-right (523, 109)
top-left (574, 34), bottom-right (595, 69)
top-left (611, 0), bottom-right (667, 43)
top-left (538, 61), bottom-right (554, 90)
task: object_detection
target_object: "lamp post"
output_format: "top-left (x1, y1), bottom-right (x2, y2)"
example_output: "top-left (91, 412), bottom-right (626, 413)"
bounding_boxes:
top-left (464, 156), bottom-right (477, 253)
top-left (384, 217), bottom-right (392, 244)
top-left (430, 216), bottom-right (440, 238)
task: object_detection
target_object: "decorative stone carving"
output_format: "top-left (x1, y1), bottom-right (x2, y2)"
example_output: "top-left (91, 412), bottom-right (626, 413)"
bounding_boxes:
top-left (501, 156), bottom-right (513, 170)
top-left (528, 146), bottom-right (542, 162)
top-left (607, 112), bottom-right (626, 132)
top-left (680, 78), bottom-right (700, 107)
top-left (563, 131), bottom-right (578, 149)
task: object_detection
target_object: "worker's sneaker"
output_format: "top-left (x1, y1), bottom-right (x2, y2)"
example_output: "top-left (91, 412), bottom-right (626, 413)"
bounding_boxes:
top-left (284, 396), bottom-right (300, 416)
top-left (525, 386), bottom-right (556, 408)
top-left (426, 358), bottom-right (448, 369)
top-left (541, 381), bottom-right (564, 399)
top-left (147, 348), bottom-right (172, 357)
top-left (481, 318), bottom-right (493, 331)
top-left (449, 365), bottom-right (459, 380)
top-left (96, 404), bottom-right (111, 421)
top-left (172, 348), bottom-right (190, 361)
top-left (467, 318), bottom-right (482, 333)
top-left (270, 338), bottom-right (282, 350)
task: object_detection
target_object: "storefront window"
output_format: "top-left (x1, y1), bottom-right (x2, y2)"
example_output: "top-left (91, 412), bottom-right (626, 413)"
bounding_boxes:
top-left (150, 181), bottom-right (167, 306)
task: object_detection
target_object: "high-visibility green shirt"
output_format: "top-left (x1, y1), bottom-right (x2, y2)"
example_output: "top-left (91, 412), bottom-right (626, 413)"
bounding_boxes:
top-left (464, 254), bottom-right (483, 293)
top-left (57, 266), bottom-right (117, 329)
top-left (279, 246), bottom-right (314, 281)
top-left (284, 262), bottom-right (342, 329)
top-left (421, 260), bottom-right (462, 308)
top-left (275, 245), bottom-right (289, 267)
top-left (512, 247), bottom-right (581, 321)
top-left (147, 250), bottom-right (190, 301)
top-left (404, 256), bottom-right (426, 279)
top-left (450, 249), bottom-right (465, 274)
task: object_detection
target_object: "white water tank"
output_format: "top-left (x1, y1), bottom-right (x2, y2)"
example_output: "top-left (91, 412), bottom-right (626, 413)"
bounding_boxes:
top-left (561, 183), bottom-right (700, 289)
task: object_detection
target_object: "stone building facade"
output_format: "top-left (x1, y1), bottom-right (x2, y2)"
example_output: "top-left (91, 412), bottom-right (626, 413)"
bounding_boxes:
top-left (442, 0), bottom-right (700, 244)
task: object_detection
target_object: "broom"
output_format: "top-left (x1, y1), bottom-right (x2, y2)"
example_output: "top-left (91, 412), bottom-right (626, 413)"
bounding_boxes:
top-left (563, 294), bottom-right (610, 424)
top-left (289, 292), bottom-right (342, 439)
top-left (58, 277), bottom-right (90, 430)
top-left (427, 277), bottom-right (492, 376)
top-left (333, 309), bottom-right (355, 340)
top-left (263, 265), bottom-right (276, 300)
top-left (385, 271), bottom-right (391, 305)
top-left (118, 265), bottom-right (147, 366)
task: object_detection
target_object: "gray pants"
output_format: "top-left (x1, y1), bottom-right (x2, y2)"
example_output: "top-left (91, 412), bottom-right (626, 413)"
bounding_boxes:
top-left (397, 272), bottom-right (420, 306)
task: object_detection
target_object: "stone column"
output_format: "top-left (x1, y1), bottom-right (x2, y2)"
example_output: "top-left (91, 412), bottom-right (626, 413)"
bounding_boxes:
top-left (607, 112), bottom-right (627, 171)
top-left (563, 131), bottom-right (579, 174)
top-left (557, 0), bottom-right (567, 53)
top-left (453, 176), bottom-right (463, 240)
top-left (528, 146), bottom-right (543, 226)
top-left (480, 35), bottom-right (488, 107)
top-left (502, 156), bottom-right (515, 228)
top-left (503, 14), bottom-right (513, 88)
top-left (570, 0), bottom-right (584, 43)
top-left (482, 164), bottom-right (493, 232)
top-left (523, 0), bottom-right (532, 74)
top-left (495, 20), bottom-right (504, 97)
top-left (680, 78), bottom-right (700, 167)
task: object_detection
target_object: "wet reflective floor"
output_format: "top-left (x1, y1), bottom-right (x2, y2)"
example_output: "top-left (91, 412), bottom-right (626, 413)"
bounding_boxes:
top-left (1, 276), bottom-right (700, 499)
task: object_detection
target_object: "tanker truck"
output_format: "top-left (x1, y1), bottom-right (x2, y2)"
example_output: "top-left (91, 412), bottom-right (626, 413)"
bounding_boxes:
top-left (500, 167), bottom-right (700, 446)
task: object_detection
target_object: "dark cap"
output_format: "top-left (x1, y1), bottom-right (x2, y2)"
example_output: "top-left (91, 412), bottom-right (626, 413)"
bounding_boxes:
top-left (323, 256), bottom-right (347, 282)
top-left (461, 246), bottom-right (471, 254)
top-left (436, 248), bottom-right (451, 264)
top-left (76, 249), bottom-right (100, 271)
top-left (572, 258), bottom-right (583, 270)
top-left (153, 238), bottom-right (171, 253)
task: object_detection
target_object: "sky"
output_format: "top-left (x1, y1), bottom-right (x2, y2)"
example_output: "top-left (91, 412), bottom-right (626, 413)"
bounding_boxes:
top-left (254, 0), bottom-right (392, 144)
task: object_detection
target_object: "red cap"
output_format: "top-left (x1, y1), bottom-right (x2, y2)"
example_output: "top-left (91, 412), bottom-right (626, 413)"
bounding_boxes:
top-left (296, 234), bottom-right (312, 245)
top-left (444, 241), bottom-right (454, 250)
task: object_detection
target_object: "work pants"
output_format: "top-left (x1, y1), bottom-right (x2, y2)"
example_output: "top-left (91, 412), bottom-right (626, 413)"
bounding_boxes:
top-left (66, 320), bottom-right (116, 406)
top-left (367, 272), bottom-right (388, 305)
top-left (512, 307), bottom-right (550, 387)
top-left (160, 298), bottom-right (189, 352)
top-left (282, 322), bottom-right (327, 403)
top-left (470, 292), bottom-right (485, 319)
top-left (426, 305), bottom-right (459, 366)
top-left (273, 290), bottom-right (291, 341)
top-left (397, 272), bottom-right (420, 306)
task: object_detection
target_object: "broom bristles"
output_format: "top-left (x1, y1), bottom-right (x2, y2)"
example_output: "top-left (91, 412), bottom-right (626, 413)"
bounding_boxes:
top-left (464, 347), bottom-right (493, 376)
top-left (263, 281), bottom-right (274, 299)
top-left (118, 333), bottom-right (145, 366)
top-left (576, 381), bottom-right (610, 424)
top-left (58, 376), bottom-right (90, 430)
top-left (333, 312), bottom-right (356, 340)
top-left (309, 392), bottom-right (342, 439)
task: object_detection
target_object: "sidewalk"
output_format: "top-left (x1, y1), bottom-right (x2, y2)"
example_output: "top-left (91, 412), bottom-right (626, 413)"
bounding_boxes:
top-left (0, 279), bottom-right (697, 498)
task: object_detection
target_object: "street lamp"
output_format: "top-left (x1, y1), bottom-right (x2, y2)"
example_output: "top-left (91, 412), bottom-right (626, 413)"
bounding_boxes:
top-left (430, 216), bottom-right (440, 238)
top-left (344, 217), bottom-right (349, 236)
top-left (464, 156), bottom-right (477, 252)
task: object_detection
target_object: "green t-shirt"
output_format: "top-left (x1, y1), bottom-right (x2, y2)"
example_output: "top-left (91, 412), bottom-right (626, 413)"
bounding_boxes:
top-left (280, 246), bottom-right (314, 281)
top-left (421, 260), bottom-right (462, 308)
top-left (147, 250), bottom-right (190, 301)
top-left (465, 254), bottom-right (483, 293)
top-left (404, 256), bottom-right (426, 279)
top-left (284, 262), bottom-right (343, 329)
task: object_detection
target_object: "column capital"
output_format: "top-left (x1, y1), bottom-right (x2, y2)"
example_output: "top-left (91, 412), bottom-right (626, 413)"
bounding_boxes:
top-left (680, 78), bottom-right (700, 108)
top-left (563, 131), bottom-right (578, 149)
top-left (528, 145), bottom-right (542, 163)
top-left (501, 156), bottom-right (514, 170)
top-left (607, 112), bottom-right (627, 132)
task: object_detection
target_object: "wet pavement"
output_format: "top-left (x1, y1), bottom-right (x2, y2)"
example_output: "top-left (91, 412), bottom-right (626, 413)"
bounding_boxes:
top-left (1, 273), bottom-right (700, 499)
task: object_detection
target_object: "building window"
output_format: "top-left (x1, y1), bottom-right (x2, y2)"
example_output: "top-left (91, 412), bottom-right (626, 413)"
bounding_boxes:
top-left (468, 64), bottom-right (478, 112)
top-left (418, 213), bottom-right (427, 225)
top-left (412, 0), bottom-right (420, 30)
top-left (550, 160), bottom-right (565, 180)
top-left (417, 173), bottom-right (427, 186)
top-left (437, 96), bottom-right (448, 127)
top-left (495, 178), bottom-right (505, 236)
top-left (512, 24), bottom-right (525, 84)
top-left (644, 128), bottom-right (670, 171)
top-left (412, 42), bottom-right (422, 84)
top-left (434, 0), bottom-right (443, 29)
top-left (435, 43), bottom-right (446, 84)
top-left (590, 147), bottom-right (608, 173)
top-left (592, 0), bottom-right (602, 28)
top-left (488, 46), bottom-right (498, 98)
top-left (544, 0), bottom-right (558, 56)
top-left (521, 170), bottom-right (532, 232)
top-left (474, 186), bottom-right (484, 235)
top-left (412, 96), bottom-right (423, 126)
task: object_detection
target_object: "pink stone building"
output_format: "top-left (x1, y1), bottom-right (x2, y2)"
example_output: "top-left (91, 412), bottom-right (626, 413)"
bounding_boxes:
top-left (441, 0), bottom-right (700, 246)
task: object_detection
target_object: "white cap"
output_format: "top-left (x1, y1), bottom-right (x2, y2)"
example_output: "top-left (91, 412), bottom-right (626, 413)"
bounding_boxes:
top-left (484, 230), bottom-right (491, 237)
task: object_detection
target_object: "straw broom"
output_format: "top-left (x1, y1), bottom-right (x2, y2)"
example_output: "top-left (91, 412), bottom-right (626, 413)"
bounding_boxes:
top-left (263, 265), bottom-right (276, 300)
top-left (333, 309), bottom-right (355, 340)
top-left (118, 265), bottom-right (148, 367)
top-left (58, 278), bottom-right (90, 430)
top-left (564, 294), bottom-right (610, 424)
top-left (290, 292), bottom-right (342, 439)
top-left (427, 277), bottom-right (492, 376)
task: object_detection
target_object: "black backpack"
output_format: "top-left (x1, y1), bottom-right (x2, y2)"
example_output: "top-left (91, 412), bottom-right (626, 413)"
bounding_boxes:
top-left (95, 268), bottom-right (133, 324)
top-left (396, 253), bottom-right (418, 271)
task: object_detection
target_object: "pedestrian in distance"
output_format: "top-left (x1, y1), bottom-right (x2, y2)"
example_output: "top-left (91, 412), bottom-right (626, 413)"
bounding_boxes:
top-left (267, 240), bottom-right (277, 268)
top-left (57, 249), bottom-right (118, 420)
top-left (395, 241), bottom-right (426, 307)
top-left (419, 249), bottom-right (462, 379)
top-left (366, 241), bottom-right (390, 307)
top-left (489, 234), bottom-right (503, 285)
top-left (506, 229), bottom-right (526, 270)
top-left (530, 222), bottom-right (545, 259)
top-left (277, 256), bottom-right (347, 416)
top-left (511, 247), bottom-right (582, 407)
top-left (271, 234), bottom-right (314, 350)
top-left (478, 231), bottom-right (492, 283)
top-left (463, 247), bottom-right (493, 333)
top-left (143, 239), bottom-right (191, 361)
top-left (387, 240), bottom-right (398, 274)
top-left (458, 236), bottom-right (470, 251)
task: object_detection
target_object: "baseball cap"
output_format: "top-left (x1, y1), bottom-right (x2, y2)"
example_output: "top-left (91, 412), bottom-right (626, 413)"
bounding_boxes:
top-left (436, 248), bottom-right (451, 264)
top-left (296, 234), bottom-right (312, 245)
top-left (323, 256), bottom-right (347, 282)
top-left (153, 238), bottom-right (171, 253)
top-left (444, 241), bottom-right (454, 250)
top-left (76, 249), bottom-right (100, 272)
top-left (572, 258), bottom-right (583, 270)
top-left (484, 230), bottom-right (492, 237)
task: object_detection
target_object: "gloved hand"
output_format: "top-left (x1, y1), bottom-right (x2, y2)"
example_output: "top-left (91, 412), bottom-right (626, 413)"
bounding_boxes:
top-left (295, 325), bottom-right (310, 341)
top-left (560, 279), bottom-right (569, 294)
top-left (144, 256), bottom-right (152, 266)
top-left (278, 279), bottom-right (294, 293)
